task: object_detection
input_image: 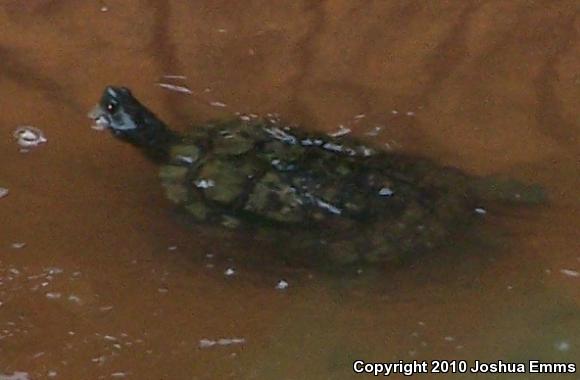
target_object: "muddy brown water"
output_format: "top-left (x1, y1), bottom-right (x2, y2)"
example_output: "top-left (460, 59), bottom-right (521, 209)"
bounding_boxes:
top-left (1, 1), bottom-right (579, 379)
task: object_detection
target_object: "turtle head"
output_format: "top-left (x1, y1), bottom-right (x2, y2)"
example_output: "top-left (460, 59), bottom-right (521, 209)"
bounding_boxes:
top-left (89, 86), bottom-right (143, 134)
top-left (89, 86), bottom-right (178, 161)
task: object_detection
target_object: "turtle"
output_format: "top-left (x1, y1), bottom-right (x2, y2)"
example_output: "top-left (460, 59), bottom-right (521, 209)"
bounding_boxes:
top-left (88, 86), bottom-right (545, 268)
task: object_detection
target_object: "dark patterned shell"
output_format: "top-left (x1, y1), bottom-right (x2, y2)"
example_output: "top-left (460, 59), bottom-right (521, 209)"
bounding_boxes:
top-left (158, 117), bottom-right (478, 265)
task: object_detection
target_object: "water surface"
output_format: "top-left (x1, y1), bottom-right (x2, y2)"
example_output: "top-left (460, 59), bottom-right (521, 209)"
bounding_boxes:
top-left (1, 1), bottom-right (578, 379)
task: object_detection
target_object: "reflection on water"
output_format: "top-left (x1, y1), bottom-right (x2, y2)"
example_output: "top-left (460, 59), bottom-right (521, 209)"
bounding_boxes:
top-left (0, 1), bottom-right (578, 379)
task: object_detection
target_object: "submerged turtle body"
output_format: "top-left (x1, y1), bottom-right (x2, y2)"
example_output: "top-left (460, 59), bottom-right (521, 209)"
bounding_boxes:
top-left (89, 86), bottom-right (544, 267)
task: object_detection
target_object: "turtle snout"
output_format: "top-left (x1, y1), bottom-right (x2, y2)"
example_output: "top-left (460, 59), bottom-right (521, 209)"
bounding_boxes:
top-left (88, 104), bottom-right (110, 131)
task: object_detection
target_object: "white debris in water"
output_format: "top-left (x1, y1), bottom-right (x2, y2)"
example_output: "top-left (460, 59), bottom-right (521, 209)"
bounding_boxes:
top-left (358, 146), bottom-right (374, 156)
top-left (100, 6), bottom-right (108, 12)
top-left (156, 83), bottom-right (193, 95)
top-left (11, 242), bottom-right (26, 249)
top-left (13, 126), bottom-right (47, 150)
top-left (68, 295), bottom-right (82, 304)
top-left (275, 280), bottom-right (289, 290)
top-left (444, 336), bottom-right (455, 342)
top-left (99, 305), bottom-right (114, 312)
top-left (314, 198), bottom-right (342, 215)
top-left (167, 245), bottom-right (178, 251)
top-left (92, 355), bottom-right (106, 364)
top-left (46, 267), bottom-right (63, 275)
top-left (406, 111), bottom-right (416, 116)
top-left (364, 125), bottom-right (383, 136)
top-left (46, 292), bottom-right (62, 299)
top-left (560, 269), bottom-right (579, 278)
top-left (111, 372), bottom-right (128, 378)
top-left (162, 74), bottom-right (187, 80)
top-left (0, 372), bottom-right (30, 380)
top-left (194, 179), bottom-right (215, 189)
top-left (176, 155), bottom-right (195, 164)
top-left (391, 110), bottom-right (399, 115)
top-left (199, 339), bottom-right (216, 348)
top-left (378, 187), bottom-right (394, 197)
top-left (47, 371), bottom-right (57, 378)
top-left (328, 125), bottom-right (352, 137)
top-left (0, 188), bottom-right (8, 199)
top-left (264, 126), bottom-right (298, 144)
top-left (224, 268), bottom-right (236, 276)
top-left (353, 113), bottom-right (366, 120)
top-left (199, 337), bottom-right (245, 348)
top-left (474, 207), bottom-right (487, 215)
top-left (217, 28), bottom-right (227, 33)
top-left (555, 340), bottom-right (571, 352)
top-left (209, 101), bottom-right (227, 108)
top-left (322, 142), bottom-right (346, 153)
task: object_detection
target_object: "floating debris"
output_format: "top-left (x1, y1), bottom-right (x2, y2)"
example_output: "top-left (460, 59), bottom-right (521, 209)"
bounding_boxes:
top-left (167, 245), bottom-right (178, 251)
top-left (45, 292), bottom-right (62, 299)
top-left (328, 125), bottom-right (352, 138)
top-left (364, 125), bottom-right (383, 136)
top-left (157, 83), bottom-right (193, 95)
top-left (11, 242), bottom-right (26, 249)
top-left (391, 110), bottom-right (399, 115)
top-left (353, 113), bottom-right (366, 120)
top-left (111, 373), bottom-right (128, 378)
top-left (275, 280), bottom-right (289, 290)
top-left (358, 146), bottom-right (375, 157)
top-left (0, 372), bottom-right (30, 380)
top-left (0, 188), bottom-right (8, 199)
top-left (406, 111), bottom-right (416, 116)
top-left (378, 187), bottom-right (394, 197)
top-left (161, 74), bottom-right (187, 80)
top-left (312, 197), bottom-right (342, 215)
top-left (474, 207), bottom-right (487, 215)
top-left (194, 179), bottom-right (215, 189)
top-left (560, 269), bottom-right (579, 278)
top-left (46, 267), bottom-right (63, 275)
top-left (13, 126), bottom-right (47, 151)
top-left (555, 340), bottom-right (571, 352)
top-left (67, 295), bottom-right (82, 304)
top-left (224, 268), bottom-right (236, 276)
top-left (100, 6), bottom-right (108, 12)
top-left (209, 101), bottom-right (227, 108)
top-left (199, 337), bottom-right (245, 348)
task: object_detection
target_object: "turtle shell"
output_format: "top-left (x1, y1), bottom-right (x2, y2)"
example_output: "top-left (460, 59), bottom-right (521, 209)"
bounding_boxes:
top-left (157, 117), bottom-right (478, 266)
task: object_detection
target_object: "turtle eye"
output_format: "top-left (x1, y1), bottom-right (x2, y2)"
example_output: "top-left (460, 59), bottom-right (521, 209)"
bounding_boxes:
top-left (106, 101), bottom-right (119, 113)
